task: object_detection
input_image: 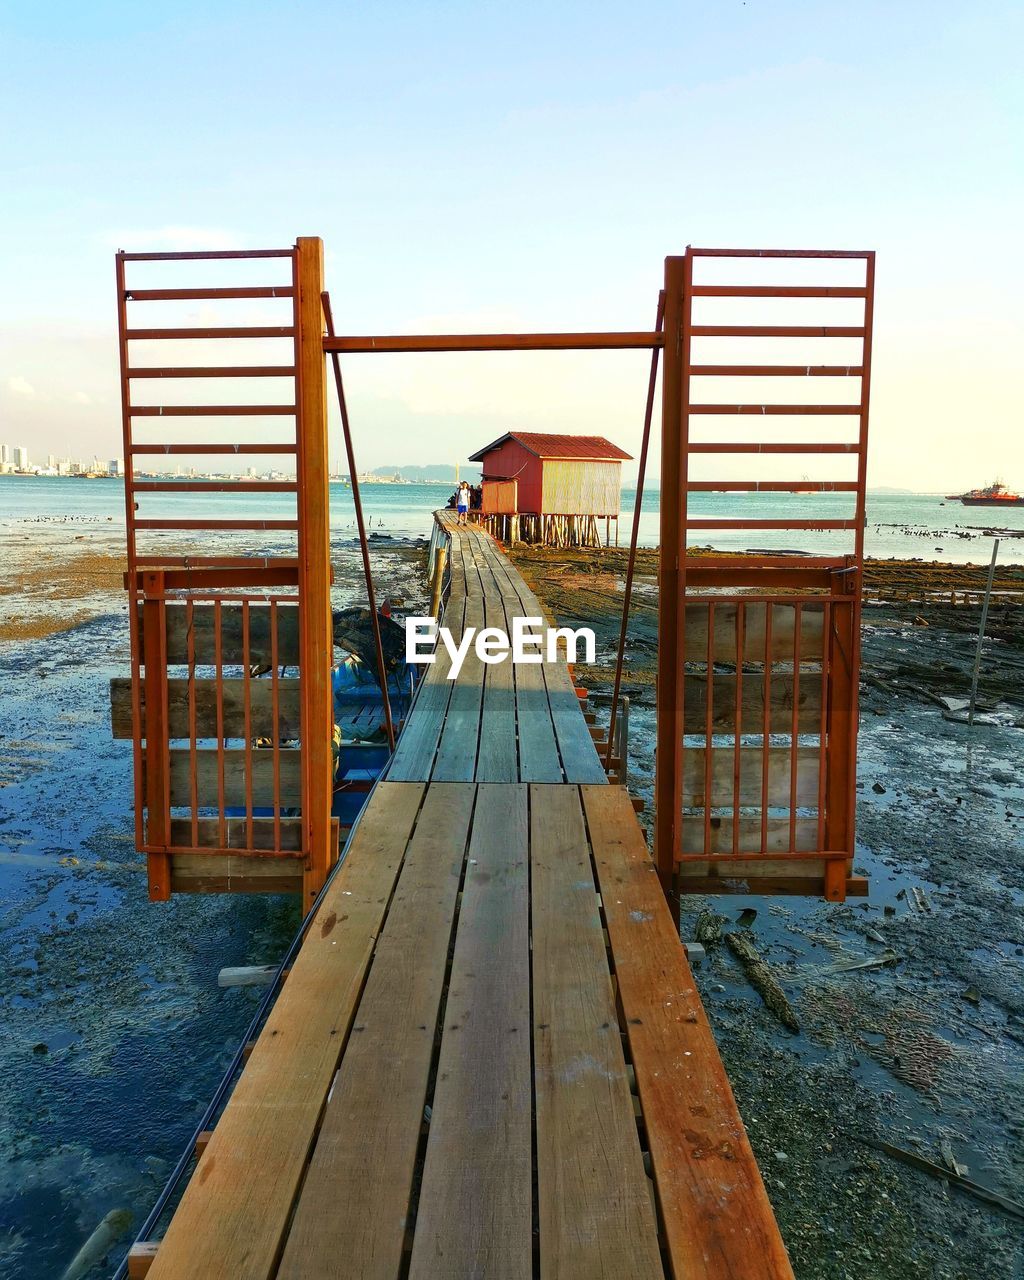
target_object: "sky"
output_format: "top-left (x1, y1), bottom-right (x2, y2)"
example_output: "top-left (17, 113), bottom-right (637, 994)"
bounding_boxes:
top-left (0, 0), bottom-right (1021, 489)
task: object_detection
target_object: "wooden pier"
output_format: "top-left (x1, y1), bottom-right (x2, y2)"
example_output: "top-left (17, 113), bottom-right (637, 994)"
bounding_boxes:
top-left (138, 512), bottom-right (793, 1280)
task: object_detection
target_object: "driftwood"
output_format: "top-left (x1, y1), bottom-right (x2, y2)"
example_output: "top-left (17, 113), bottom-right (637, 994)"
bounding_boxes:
top-left (725, 932), bottom-right (800, 1033)
top-left (858, 1137), bottom-right (1024, 1222)
top-left (827, 951), bottom-right (900, 975)
top-left (218, 965), bottom-right (278, 989)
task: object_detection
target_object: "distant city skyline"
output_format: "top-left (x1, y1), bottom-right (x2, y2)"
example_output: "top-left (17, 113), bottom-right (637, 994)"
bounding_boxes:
top-left (1, 2), bottom-right (1021, 491)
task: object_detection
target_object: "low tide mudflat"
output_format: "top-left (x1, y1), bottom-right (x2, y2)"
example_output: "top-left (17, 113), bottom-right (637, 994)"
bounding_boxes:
top-left (512, 542), bottom-right (1024, 1280)
top-left (1, 518), bottom-right (1022, 1279)
top-left (0, 523), bottom-right (429, 1280)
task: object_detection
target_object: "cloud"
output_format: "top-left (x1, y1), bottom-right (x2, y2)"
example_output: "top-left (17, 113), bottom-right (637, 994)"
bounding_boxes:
top-left (73, 391), bottom-right (93, 405)
top-left (6, 375), bottom-right (34, 397)
top-left (98, 225), bottom-right (246, 252)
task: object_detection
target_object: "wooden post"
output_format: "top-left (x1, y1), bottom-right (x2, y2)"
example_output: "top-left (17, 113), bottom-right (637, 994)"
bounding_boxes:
top-left (127, 1242), bottom-right (160, 1278)
top-left (824, 598), bottom-right (855, 901)
top-left (141, 569), bottom-right (171, 901)
top-left (430, 543), bottom-right (448, 618)
top-left (654, 255), bottom-right (687, 898)
top-left (295, 237), bottom-right (334, 911)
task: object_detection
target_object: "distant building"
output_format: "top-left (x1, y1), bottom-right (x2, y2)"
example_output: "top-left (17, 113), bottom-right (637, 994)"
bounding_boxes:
top-left (468, 431), bottom-right (631, 547)
top-left (13, 446), bottom-right (29, 470)
top-left (108, 458), bottom-right (124, 477)
top-left (0, 445), bottom-right (9, 464)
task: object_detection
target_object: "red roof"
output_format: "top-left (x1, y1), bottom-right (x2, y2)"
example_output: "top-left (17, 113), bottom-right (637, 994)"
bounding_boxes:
top-left (468, 431), bottom-right (632, 462)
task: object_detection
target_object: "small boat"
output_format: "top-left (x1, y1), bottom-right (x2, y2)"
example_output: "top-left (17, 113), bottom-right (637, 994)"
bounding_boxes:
top-left (954, 481), bottom-right (1024, 507)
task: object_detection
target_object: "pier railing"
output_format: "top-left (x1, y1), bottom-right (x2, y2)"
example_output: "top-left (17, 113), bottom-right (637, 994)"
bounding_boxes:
top-left (112, 240), bottom-right (334, 907)
top-left (656, 248), bottom-right (875, 901)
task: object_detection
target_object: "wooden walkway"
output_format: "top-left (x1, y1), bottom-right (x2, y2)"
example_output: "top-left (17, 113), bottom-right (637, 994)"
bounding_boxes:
top-left (143, 515), bottom-right (793, 1280)
top-left (389, 511), bottom-right (607, 785)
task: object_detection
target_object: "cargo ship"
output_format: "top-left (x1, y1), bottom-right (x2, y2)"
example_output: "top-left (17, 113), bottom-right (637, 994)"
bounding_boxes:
top-left (950, 481), bottom-right (1024, 507)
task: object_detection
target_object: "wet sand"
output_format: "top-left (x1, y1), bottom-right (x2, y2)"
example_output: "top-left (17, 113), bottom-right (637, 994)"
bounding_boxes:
top-left (0, 529), bottom-right (429, 1280)
top-left (1, 525), bottom-right (1021, 1278)
top-left (511, 542), bottom-right (1024, 1280)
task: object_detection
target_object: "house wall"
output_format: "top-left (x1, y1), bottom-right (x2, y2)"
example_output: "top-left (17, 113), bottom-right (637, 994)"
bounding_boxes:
top-left (481, 478), bottom-right (518, 514)
top-left (478, 440), bottom-right (543, 513)
top-left (541, 459), bottom-right (622, 515)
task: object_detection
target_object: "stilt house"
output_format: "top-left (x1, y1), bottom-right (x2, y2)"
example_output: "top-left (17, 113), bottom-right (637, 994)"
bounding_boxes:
top-left (469, 431), bottom-right (631, 545)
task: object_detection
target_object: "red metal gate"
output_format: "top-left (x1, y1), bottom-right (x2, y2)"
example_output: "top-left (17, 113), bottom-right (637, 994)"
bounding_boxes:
top-left (655, 247), bottom-right (875, 902)
top-left (113, 240), bottom-right (334, 908)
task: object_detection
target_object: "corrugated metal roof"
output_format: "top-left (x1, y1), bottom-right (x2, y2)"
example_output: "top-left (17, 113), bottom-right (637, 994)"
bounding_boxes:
top-left (468, 431), bottom-right (632, 462)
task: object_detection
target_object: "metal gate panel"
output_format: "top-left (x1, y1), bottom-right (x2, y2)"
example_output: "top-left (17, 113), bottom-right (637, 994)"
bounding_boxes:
top-left (114, 241), bottom-right (333, 906)
top-left (655, 247), bottom-right (875, 901)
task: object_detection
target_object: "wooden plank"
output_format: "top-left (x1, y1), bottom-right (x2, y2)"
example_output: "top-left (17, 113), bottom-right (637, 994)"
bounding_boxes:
top-left (409, 784), bottom-right (532, 1280)
top-left (471, 536), bottom-right (518, 782)
top-left (513, 623), bottom-right (562, 781)
top-left (679, 872), bottom-right (867, 898)
top-left (582, 785), bottom-right (795, 1280)
top-left (680, 815), bottom-right (820, 855)
top-left (530, 784), bottom-right (663, 1279)
top-left (111, 676), bottom-right (301, 739)
top-left (824, 600), bottom-right (856, 900)
top-left (141, 576), bottom-right (171, 900)
top-left (386, 537), bottom-right (465, 781)
top-left (169, 852), bottom-right (304, 894)
top-left (478, 529), bottom-right (605, 784)
top-left (655, 253), bottom-right (687, 892)
top-left (158, 748), bottom-right (302, 807)
top-left (433, 541), bottom-right (486, 781)
top-left (472, 523), bottom-right (607, 783)
top-left (678, 855), bottom-right (839, 879)
top-left (487, 542), bottom-right (561, 782)
top-left (544, 673), bottom-right (607, 784)
top-left (278, 783), bottom-right (475, 1280)
top-left (140, 602), bottom-right (300, 666)
top-left (146, 782), bottom-right (426, 1280)
top-left (128, 1243), bottom-right (160, 1279)
top-left (682, 672), bottom-right (822, 734)
top-left (684, 602), bottom-right (824, 662)
top-left (442, 524), bottom-right (560, 782)
top-left (682, 747), bottom-right (820, 808)
top-left (296, 236), bottom-right (334, 907)
top-left (168, 815), bottom-right (305, 851)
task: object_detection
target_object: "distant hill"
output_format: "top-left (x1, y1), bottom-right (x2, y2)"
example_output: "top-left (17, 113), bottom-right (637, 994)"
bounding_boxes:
top-left (372, 463), bottom-right (482, 483)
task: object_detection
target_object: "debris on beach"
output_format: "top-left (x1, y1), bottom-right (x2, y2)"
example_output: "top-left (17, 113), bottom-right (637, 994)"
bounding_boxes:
top-left (725, 931), bottom-right (801, 1034)
top-left (59, 1208), bottom-right (133, 1280)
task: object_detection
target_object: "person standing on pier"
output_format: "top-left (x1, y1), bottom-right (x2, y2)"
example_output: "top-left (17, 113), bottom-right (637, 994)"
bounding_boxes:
top-left (456, 480), bottom-right (471, 526)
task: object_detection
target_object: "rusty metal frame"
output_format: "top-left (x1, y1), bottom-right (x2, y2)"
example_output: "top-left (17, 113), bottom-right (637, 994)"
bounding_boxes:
top-left (116, 243), bottom-right (334, 906)
top-left (324, 251), bottom-right (873, 904)
top-left (117, 238), bottom-right (873, 908)
top-left (654, 247), bottom-right (875, 903)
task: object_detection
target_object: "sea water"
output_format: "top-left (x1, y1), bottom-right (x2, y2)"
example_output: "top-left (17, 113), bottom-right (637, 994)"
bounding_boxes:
top-left (1, 476), bottom-right (1021, 563)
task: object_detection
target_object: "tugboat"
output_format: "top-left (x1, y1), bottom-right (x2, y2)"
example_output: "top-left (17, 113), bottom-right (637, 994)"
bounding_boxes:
top-left (954, 481), bottom-right (1024, 507)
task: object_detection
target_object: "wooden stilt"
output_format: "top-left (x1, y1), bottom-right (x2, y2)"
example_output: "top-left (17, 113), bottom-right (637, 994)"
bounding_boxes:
top-left (295, 237), bottom-right (334, 912)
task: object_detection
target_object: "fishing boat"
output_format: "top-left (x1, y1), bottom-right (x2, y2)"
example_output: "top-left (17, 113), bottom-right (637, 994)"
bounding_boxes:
top-left (953, 481), bottom-right (1024, 507)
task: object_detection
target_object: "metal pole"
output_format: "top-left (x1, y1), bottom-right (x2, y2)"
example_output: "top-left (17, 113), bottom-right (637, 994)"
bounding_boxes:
top-left (967, 538), bottom-right (999, 726)
top-left (606, 292), bottom-right (665, 769)
top-left (321, 292), bottom-right (396, 753)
